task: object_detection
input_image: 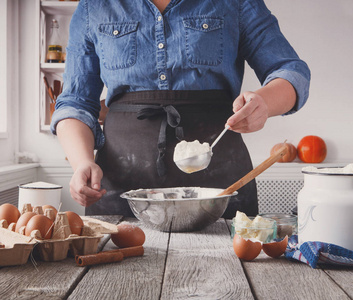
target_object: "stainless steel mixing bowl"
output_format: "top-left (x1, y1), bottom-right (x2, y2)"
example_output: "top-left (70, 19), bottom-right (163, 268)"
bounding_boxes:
top-left (121, 187), bottom-right (237, 232)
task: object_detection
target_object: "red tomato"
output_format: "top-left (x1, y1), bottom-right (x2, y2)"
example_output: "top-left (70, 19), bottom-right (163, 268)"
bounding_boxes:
top-left (297, 135), bottom-right (327, 163)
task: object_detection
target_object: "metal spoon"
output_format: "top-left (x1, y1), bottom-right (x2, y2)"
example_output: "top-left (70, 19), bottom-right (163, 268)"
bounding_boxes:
top-left (175, 97), bottom-right (253, 174)
top-left (174, 125), bottom-right (230, 174)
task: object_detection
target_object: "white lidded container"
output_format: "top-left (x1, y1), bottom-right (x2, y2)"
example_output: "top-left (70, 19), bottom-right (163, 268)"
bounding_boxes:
top-left (297, 165), bottom-right (353, 251)
top-left (18, 181), bottom-right (62, 212)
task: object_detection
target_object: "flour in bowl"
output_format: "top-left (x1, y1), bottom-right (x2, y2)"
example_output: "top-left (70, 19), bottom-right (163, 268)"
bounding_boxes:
top-left (173, 140), bottom-right (211, 162)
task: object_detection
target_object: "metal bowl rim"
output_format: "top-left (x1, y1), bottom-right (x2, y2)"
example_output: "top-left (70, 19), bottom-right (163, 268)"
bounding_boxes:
top-left (121, 187), bottom-right (237, 202)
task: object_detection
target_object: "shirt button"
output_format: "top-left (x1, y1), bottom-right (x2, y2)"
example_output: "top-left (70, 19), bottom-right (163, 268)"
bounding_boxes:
top-left (202, 23), bottom-right (209, 29)
top-left (158, 43), bottom-right (164, 49)
top-left (157, 16), bottom-right (162, 21)
top-left (160, 74), bottom-right (166, 81)
top-left (113, 30), bottom-right (119, 36)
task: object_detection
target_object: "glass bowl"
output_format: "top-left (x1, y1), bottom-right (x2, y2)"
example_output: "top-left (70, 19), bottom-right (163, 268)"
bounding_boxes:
top-left (231, 216), bottom-right (277, 243)
top-left (259, 213), bottom-right (297, 239)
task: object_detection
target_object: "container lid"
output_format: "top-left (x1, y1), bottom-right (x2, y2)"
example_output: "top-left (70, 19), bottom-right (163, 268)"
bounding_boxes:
top-left (19, 181), bottom-right (62, 190)
top-left (302, 164), bottom-right (353, 176)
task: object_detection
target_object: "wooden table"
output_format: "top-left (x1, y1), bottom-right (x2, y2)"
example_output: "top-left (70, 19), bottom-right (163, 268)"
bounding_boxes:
top-left (1, 215), bottom-right (352, 300)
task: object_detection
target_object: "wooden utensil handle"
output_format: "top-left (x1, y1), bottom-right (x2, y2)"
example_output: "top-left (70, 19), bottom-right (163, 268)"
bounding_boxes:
top-left (218, 144), bottom-right (288, 196)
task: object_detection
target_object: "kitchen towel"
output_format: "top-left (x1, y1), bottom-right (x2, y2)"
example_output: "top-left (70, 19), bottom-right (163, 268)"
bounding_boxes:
top-left (285, 235), bottom-right (353, 268)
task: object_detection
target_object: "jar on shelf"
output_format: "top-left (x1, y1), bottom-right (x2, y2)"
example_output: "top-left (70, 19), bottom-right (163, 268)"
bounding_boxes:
top-left (46, 19), bottom-right (63, 63)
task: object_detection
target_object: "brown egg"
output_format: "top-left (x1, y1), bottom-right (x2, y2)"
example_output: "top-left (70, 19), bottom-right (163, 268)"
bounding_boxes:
top-left (262, 235), bottom-right (288, 258)
top-left (111, 223), bottom-right (146, 248)
top-left (15, 212), bottom-right (37, 232)
top-left (25, 214), bottom-right (54, 239)
top-left (42, 205), bottom-right (58, 216)
top-left (233, 234), bottom-right (262, 261)
top-left (65, 211), bottom-right (84, 235)
top-left (43, 205), bottom-right (58, 222)
top-left (0, 203), bottom-right (21, 224)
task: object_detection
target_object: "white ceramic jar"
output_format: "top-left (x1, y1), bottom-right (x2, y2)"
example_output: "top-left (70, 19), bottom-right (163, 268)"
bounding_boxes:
top-left (18, 181), bottom-right (62, 212)
top-left (298, 167), bottom-right (353, 251)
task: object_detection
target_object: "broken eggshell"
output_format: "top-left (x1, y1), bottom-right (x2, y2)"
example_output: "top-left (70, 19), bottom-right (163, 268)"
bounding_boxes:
top-left (262, 235), bottom-right (288, 258)
top-left (233, 234), bottom-right (262, 261)
top-left (233, 234), bottom-right (289, 261)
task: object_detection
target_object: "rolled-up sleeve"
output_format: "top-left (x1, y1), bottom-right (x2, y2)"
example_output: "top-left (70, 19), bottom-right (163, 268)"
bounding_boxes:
top-left (50, 0), bottom-right (105, 149)
top-left (239, 0), bottom-right (311, 115)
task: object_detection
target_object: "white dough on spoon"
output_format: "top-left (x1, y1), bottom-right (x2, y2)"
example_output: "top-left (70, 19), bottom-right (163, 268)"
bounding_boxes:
top-left (173, 140), bottom-right (211, 162)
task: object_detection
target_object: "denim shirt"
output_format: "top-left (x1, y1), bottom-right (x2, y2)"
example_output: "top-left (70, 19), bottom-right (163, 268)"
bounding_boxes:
top-left (50, 0), bottom-right (311, 149)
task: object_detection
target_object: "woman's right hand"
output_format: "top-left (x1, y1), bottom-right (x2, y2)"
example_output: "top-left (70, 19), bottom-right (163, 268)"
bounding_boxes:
top-left (69, 161), bottom-right (106, 207)
top-left (56, 119), bottom-right (105, 207)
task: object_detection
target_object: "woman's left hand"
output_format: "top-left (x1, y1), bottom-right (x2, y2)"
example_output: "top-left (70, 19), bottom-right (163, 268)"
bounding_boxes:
top-left (226, 92), bottom-right (269, 133)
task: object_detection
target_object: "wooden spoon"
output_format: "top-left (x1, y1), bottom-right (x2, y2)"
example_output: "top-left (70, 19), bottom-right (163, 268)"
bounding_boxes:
top-left (53, 80), bottom-right (61, 100)
top-left (218, 144), bottom-right (288, 196)
top-left (43, 76), bottom-right (55, 103)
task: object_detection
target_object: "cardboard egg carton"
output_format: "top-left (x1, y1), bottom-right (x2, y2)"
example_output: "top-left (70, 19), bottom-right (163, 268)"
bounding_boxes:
top-left (0, 227), bottom-right (36, 266)
top-left (0, 213), bottom-right (119, 265)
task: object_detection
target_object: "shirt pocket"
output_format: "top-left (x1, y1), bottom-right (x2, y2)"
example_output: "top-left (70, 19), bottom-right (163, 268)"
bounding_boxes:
top-left (183, 17), bottom-right (224, 66)
top-left (98, 22), bottom-right (139, 70)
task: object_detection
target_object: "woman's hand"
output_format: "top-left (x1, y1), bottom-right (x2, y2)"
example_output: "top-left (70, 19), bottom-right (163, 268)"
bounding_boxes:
top-left (56, 119), bottom-right (106, 207)
top-left (69, 161), bottom-right (106, 207)
top-left (227, 79), bottom-right (297, 133)
top-left (226, 92), bottom-right (269, 133)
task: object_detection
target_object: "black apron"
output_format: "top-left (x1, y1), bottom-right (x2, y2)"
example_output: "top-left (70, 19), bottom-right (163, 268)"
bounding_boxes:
top-left (86, 90), bottom-right (258, 219)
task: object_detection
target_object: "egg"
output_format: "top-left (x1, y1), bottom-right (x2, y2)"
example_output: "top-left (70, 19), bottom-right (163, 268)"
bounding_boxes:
top-left (66, 211), bottom-right (84, 235)
top-left (262, 235), bottom-right (288, 258)
top-left (25, 214), bottom-right (54, 239)
top-left (42, 205), bottom-right (58, 216)
top-left (15, 212), bottom-right (37, 232)
top-left (111, 223), bottom-right (146, 248)
top-left (233, 234), bottom-right (262, 261)
top-left (43, 205), bottom-right (58, 222)
top-left (0, 203), bottom-right (21, 224)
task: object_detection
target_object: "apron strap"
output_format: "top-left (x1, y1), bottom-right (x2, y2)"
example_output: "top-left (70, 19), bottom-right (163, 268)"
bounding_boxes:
top-left (110, 103), bottom-right (184, 177)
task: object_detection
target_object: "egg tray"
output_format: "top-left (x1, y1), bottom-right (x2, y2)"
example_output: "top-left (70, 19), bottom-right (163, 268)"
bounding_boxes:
top-left (0, 216), bottom-right (119, 266)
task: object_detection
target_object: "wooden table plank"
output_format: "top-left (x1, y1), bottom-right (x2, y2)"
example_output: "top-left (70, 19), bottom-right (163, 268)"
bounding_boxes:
top-left (322, 267), bottom-right (353, 299)
top-left (68, 218), bottom-right (169, 300)
top-left (160, 219), bottom-right (254, 300)
top-left (0, 215), bottom-right (123, 300)
top-left (0, 256), bottom-right (86, 299)
top-left (242, 253), bottom-right (351, 300)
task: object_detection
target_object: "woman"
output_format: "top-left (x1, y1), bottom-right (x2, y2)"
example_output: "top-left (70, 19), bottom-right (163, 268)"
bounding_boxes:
top-left (51, 0), bottom-right (310, 218)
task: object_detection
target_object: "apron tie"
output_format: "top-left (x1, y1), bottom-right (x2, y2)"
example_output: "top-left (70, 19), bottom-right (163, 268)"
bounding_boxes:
top-left (137, 105), bottom-right (184, 177)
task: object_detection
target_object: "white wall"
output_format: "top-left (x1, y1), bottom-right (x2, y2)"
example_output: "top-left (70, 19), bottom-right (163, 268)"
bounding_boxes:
top-left (19, 0), bottom-right (66, 164)
top-left (16, 0), bottom-right (353, 212)
top-left (0, 0), bottom-right (19, 166)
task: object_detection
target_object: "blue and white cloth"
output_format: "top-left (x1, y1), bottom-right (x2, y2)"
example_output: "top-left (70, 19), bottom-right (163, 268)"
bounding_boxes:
top-left (285, 235), bottom-right (353, 269)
